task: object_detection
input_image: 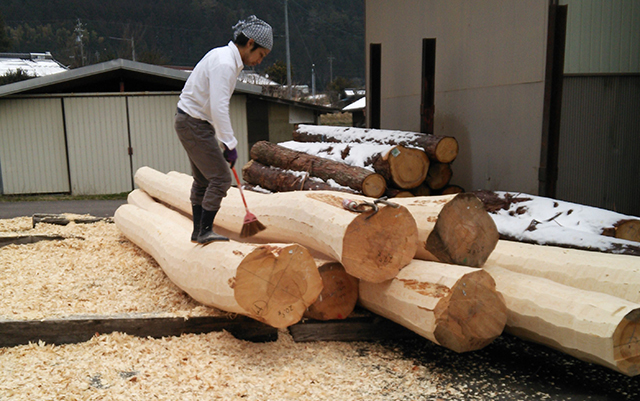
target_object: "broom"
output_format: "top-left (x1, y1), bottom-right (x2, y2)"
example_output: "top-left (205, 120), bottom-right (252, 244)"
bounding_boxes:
top-left (231, 166), bottom-right (266, 238)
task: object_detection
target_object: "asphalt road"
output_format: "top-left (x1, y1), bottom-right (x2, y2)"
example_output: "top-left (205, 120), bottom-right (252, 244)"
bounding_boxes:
top-left (0, 199), bottom-right (126, 219)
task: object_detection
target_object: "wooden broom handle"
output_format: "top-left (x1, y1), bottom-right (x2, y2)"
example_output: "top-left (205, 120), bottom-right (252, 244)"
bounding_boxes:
top-left (231, 167), bottom-right (249, 210)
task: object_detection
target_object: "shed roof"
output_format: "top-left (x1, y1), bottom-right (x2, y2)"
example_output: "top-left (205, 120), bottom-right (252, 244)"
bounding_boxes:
top-left (0, 52), bottom-right (68, 77)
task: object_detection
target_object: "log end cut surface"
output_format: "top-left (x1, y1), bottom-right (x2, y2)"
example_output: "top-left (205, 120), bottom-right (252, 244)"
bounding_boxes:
top-left (387, 146), bottom-right (430, 189)
top-left (613, 309), bottom-right (640, 376)
top-left (426, 193), bottom-right (499, 267)
top-left (234, 244), bottom-right (323, 328)
top-left (342, 204), bottom-right (419, 283)
top-left (304, 262), bottom-right (359, 321)
top-left (361, 173), bottom-right (387, 198)
top-left (435, 137), bottom-right (459, 164)
top-left (433, 269), bottom-right (507, 353)
top-left (616, 220), bottom-right (640, 243)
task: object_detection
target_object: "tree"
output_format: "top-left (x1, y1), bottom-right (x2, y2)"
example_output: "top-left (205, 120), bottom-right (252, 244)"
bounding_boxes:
top-left (264, 60), bottom-right (289, 85)
top-left (326, 76), bottom-right (354, 105)
top-left (0, 12), bottom-right (11, 51)
top-left (0, 69), bottom-right (36, 86)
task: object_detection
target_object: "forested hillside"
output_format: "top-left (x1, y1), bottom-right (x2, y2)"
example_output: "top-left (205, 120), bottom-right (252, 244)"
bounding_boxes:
top-left (0, 0), bottom-right (364, 90)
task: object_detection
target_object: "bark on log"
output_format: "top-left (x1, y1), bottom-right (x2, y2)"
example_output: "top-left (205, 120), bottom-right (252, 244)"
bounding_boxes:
top-left (118, 190), bottom-right (323, 328)
top-left (425, 162), bottom-right (452, 190)
top-left (293, 124), bottom-right (459, 163)
top-left (359, 259), bottom-right (507, 353)
top-left (135, 167), bottom-right (419, 283)
top-left (488, 240), bottom-right (640, 304)
top-left (304, 260), bottom-right (359, 321)
top-left (484, 264), bottom-right (640, 376)
top-left (392, 194), bottom-right (499, 267)
top-left (241, 160), bottom-right (357, 194)
top-left (250, 141), bottom-right (386, 198)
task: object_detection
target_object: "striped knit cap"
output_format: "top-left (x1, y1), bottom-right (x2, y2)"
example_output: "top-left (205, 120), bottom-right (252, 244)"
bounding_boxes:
top-left (233, 15), bottom-right (273, 51)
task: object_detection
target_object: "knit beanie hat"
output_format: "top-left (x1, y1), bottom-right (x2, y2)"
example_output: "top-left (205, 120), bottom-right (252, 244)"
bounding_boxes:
top-left (233, 15), bottom-right (273, 51)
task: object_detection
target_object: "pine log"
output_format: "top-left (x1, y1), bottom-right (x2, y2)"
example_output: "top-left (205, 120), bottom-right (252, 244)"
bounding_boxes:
top-left (484, 264), bottom-right (640, 376)
top-left (293, 124), bottom-right (459, 163)
top-left (439, 185), bottom-right (465, 195)
top-left (392, 194), bottom-right (499, 267)
top-left (359, 260), bottom-right (507, 353)
top-left (615, 220), bottom-right (640, 243)
top-left (425, 162), bottom-right (452, 190)
top-left (135, 167), bottom-right (419, 283)
top-left (410, 183), bottom-right (432, 197)
top-left (249, 141), bottom-right (386, 198)
top-left (241, 160), bottom-right (357, 194)
top-left (117, 191), bottom-right (323, 328)
top-left (304, 260), bottom-right (359, 321)
top-left (488, 240), bottom-right (640, 304)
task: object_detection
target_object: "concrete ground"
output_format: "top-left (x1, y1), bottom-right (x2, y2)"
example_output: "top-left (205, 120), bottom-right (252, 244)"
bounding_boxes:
top-left (0, 199), bottom-right (126, 219)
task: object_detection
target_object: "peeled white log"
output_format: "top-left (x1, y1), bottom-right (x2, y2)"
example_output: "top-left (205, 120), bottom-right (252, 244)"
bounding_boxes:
top-left (488, 240), bottom-right (640, 304)
top-left (485, 264), bottom-right (640, 376)
top-left (115, 193), bottom-right (322, 328)
top-left (359, 259), bottom-right (507, 353)
top-left (392, 194), bottom-right (499, 268)
top-left (134, 166), bottom-right (419, 283)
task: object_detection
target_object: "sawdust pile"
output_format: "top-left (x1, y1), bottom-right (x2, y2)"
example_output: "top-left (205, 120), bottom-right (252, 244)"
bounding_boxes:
top-left (0, 215), bottom-right (220, 320)
top-left (0, 330), bottom-right (445, 400)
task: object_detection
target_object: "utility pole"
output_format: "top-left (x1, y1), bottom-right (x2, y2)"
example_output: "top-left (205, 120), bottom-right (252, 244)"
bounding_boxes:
top-left (284, 0), bottom-right (292, 98)
top-left (328, 54), bottom-right (335, 83)
top-left (311, 64), bottom-right (316, 97)
top-left (109, 36), bottom-right (136, 62)
top-left (75, 19), bottom-right (86, 66)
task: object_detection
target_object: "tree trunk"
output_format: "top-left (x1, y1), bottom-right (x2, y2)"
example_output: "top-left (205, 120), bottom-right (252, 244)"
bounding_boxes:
top-left (488, 239), bottom-right (640, 304)
top-left (293, 124), bottom-right (459, 163)
top-left (135, 167), bottom-right (419, 283)
top-left (250, 141), bottom-right (386, 198)
top-left (425, 162), bottom-right (452, 190)
top-left (241, 160), bottom-right (357, 194)
top-left (370, 145), bottom-right (430, 189)
top-left (485, 264), bottom-right (640, 376)
top-left (304, 260), bottom-right (359, 321)
top-left (392, 194), bottom-right (499, 268)
top-left (359, 259), bottom-right (507, 353)
top-left (116, 192), bottom-right (323, 329)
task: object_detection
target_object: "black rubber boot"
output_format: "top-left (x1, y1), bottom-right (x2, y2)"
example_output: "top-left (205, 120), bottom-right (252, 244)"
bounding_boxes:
top-left (191, 204), bottom-right (203, 243)
top-left (197, 209), bottom-right (229, 244)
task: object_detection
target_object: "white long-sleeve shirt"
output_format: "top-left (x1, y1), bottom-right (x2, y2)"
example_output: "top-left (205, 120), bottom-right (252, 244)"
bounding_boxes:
top-left (178, 41), bottom-right (244, 150)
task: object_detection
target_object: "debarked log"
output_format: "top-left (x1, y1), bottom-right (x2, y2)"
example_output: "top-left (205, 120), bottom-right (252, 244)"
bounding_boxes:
top-left (293, 124), bottom-right (459, 163)
top-left (115, 198), bottom-right (322, 329)
top-left (242, 160), bottom-right (357, 194)
top-left (484, 264), bottom-right (640, 376)
top-left (134, 167), bottom-right (419, 283)
top-left (392, 194), bottom-right (499, 268)
top-left (359, 259), bottom-right (507, 353)
top-left (249, 141), bottom-right (386, 197)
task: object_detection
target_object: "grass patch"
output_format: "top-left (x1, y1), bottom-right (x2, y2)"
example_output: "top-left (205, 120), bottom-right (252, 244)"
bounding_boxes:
top-left (0, 193), bottom-right (129, 202)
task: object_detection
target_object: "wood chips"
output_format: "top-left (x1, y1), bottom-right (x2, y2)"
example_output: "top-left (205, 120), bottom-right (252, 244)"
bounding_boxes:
top-left (0, 216), bottom-right (451, 400)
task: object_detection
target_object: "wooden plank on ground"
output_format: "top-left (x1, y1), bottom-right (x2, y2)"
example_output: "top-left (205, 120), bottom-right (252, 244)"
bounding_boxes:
top-left (0, 314), bottom-right (278, 346)
top-left (288, 309), bottom-right (420, 342)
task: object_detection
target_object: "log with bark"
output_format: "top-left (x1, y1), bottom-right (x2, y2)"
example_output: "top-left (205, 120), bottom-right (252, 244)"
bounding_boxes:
top-left (391, 194), bottom-right (500, 267)
top-left (359, 259), bottom-right (507, 353)
top-left (484, 264), bottom-right (640, 376)
top-left (304, 260), bottom-right (359, 321)
top-left (425, 162), bottom-right (452, 190)
top-left (293, 124), bottom-right (459, 163)
top-left (488, 239), bottom-right (640, 304)
top-left (280, 141), bottom-right (429, 190)
top-left (249, 141), bottom-right (386, 198)
top-left (242, 160), bottom-right (357, 195)
top-left (118, 190), bottom-right (323, 329)
top-left (134, 167), bottom-right (419, 283)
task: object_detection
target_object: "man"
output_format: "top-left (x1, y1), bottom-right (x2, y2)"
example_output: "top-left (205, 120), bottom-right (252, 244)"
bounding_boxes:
top-left (175, 16), bottom-right (272, 244)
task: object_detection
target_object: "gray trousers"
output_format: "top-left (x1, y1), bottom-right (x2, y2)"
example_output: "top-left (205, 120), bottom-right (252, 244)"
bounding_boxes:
top-left (174, 111), bottom-right (231, 212)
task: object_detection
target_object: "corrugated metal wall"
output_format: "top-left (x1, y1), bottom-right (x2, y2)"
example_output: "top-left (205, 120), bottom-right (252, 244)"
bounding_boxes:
top-left (561, 0), bottom-right (640, 74)
top-left (64, 96), bottom-right (133, 195)
top-left (128, 94), bottom-right (191, 175)
top-left (0, 93), bottom-right (251, 195)
top-left (0, 98), bottom-right (69, 194)
top-left (556, 75), bottom-right (640, 216)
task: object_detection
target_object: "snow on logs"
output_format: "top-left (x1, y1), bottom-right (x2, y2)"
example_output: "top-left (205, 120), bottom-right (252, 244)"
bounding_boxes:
top-left (359, 260), bottom-right (507, 353)
top-left (134, 167), bottom-right (419, 283)
top-left (115, 190), bottom-right (323, 329)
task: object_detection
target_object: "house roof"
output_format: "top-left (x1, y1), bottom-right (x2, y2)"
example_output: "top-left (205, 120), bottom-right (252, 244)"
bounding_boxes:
top-left (0, 52), bottom-right (68, 77)
top-left (343, 96), bottom-right (366, 111)
top-left (0, 58), bottom-right (262, 98)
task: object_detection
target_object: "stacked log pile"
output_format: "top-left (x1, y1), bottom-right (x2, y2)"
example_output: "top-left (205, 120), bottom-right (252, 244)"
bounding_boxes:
top-left (242, 124), bottom-right (462, 197)
top-left (119, 167), bottom-right (508, 354)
